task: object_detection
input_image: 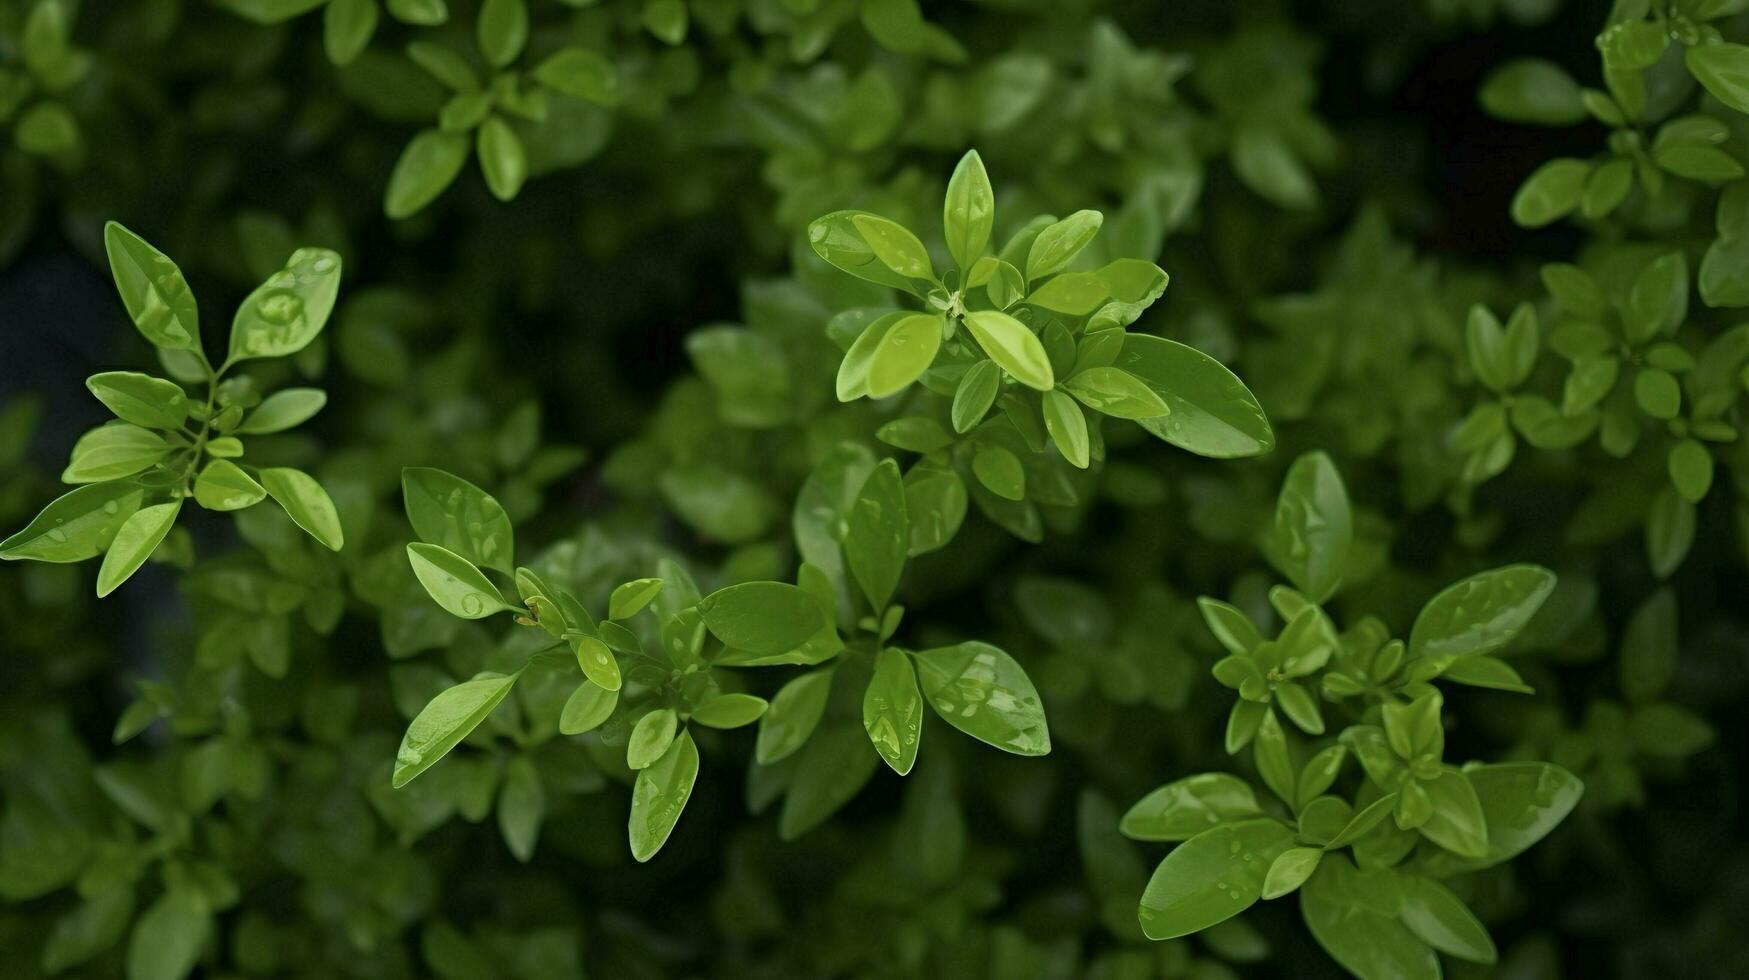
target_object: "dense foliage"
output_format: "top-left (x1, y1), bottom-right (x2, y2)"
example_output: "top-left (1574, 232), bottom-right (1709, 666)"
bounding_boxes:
top-left (1, 0), bottom-right (1745, 977)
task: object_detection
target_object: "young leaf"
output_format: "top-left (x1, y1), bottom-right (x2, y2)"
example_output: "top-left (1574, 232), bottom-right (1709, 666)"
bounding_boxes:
top-left (260, 468), bottom-right (344, 550)
top-left (690, 693), bottom-right (768, 729)
top-left (103, 222), bottom-right (201, 353)
top-left (477, 116), bottom-right (526, 201)
top-left (626, 708), bottom-right (679, 770)
top-left (1026, 209), bottom-right (1102, 280)
top-left (951, 359), bottom-right (1001, 433)
top-left (192, 459), bottom-right (265, 511)
top-left (95, 501), bottom-right (180, 597)
top-left (851, 214), bottom-right (935, 282)
top-left (863, 648), bottom-right (923, 775)
top-left (406, 542), bottom-right (516, 619)
top-left (962, 310), bottom-right (1053, 391)
top-left (85, 372), bottom-right (189, 430)
top-left (393, 671), bottom-right (520, 787)
top-left (609, 578), bottom-right (665, 619)
top-left (809, 211), bottom-right (923, 293)
top-left (943, 148), bottom-right (994, 270)
top-left (629, 730), bottom-right (699, 862)
top-left (559, 681), bottom-right (617, 735)
top-left (385, 129), bottom-right (470, 219)
top-left (235, 388), bottom-right (326, 434)
top-left (1042, 389), bottom-right (1090, 468)
top-left (228, 247), bottom-right (343, 362)
top-left (62, 426), bottom-right (169, 483)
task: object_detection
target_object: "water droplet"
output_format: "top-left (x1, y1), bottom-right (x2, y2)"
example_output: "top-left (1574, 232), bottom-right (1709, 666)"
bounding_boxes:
top-left (47, 528), bottom-right (68, 543)
top-left (312, 254), bottom-right (336, 274)
top-left (103, 501), bottom-right (120, 515)
top-left (461, 593), bottom-right (484, 616)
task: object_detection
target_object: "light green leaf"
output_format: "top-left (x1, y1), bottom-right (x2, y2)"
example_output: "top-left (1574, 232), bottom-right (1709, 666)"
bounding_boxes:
top-left (393, 671), bottom-right (519, 787)
top-left (863, 648), bottom-right (923, 775)
top-left (609, 578), bottom-right (664, 619)
top-left (943, 148), bottom-right (994, 270)
top-left (402, 467), bottom-right (515, 573)
top-left (62, 425), bottom-right (169, 483)
top-left (690, 693), bottom-right (768, 729)
top-left (629, 730), bottom-right (698, 862)
top-left (385, 129), bottom-right (470, 219)
top-left (95, 501), bottom-right (179, 597)
top-left (1026, 209), bottom-right (1102, 280)
top-left (476, 0), bottom-right (527, 68)
top-left (236, 388), bottom-right (326, 434)
top-left (86, 372), bottom-right (188, 429)
top-left (227, 246), bottom-right (343, 362)
top-left (962, 310), bottom-right (1053, 390)
top-left (1042, 389), bottom-right (1089, 468)
top-left (192, 459), bottom-right (265, 511)
top-left (406, 542), bottom-right (516, 619)
top-left (951, 359), bottom-right (1001, 433)
top-left (476, 116), bottom-right (527, 201)
top-left (1062, 366), bottom-right (1167, 419)
top-left (1262, 846), bottom-right (1322, 899)
top-left (1, 483), bottom-right (144, 563)
top-left (851, 213), bottom-right (935, 282)
top-left (626, 708), bottom-right (678, 770)
top-left (559, 681), bottom-right (617, 734)
top-left (258, 468), bottom-right (343, 550)
top-left (103, 222), bottom-right (201, 353)
top-left (809, 211), bottom-right (922, 293)
top-left (866, 313), bottom-right (942, 398)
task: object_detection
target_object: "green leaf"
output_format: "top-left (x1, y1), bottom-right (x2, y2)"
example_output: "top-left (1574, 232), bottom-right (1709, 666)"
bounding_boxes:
top-left (41, 887), bottom-right (133, 974)
top-left (690, 693), bottom-right (768, 729)
top-left (629, 730), bottom-right (698, 862)
top-left (902, 464), bottom-right (967, 557)
top-left (476, 116), bottom-right (527, 201)
top-left (406, 542), bottom-right (516, 619)
top-left (778, 723), bottom-right (880, 841)
top-left (1418, 768), bottom-right (1489, 858)
top-left (1269, 451), bottom-right (1351, 603)
top-left (1409, 565), bottom-right (1555, 660)
top-left (476, 0), bottom-right (527, 68)
top-left (496, 754), bottom-right (544, 861)
top-left (1399, 876), bottom-right (1497, 964)
top-left (971, 445), bottom-right (1025, 500)
top-left (943, 148), bottom-right (994, 270)
top-left (846, 458), bottom-right (908, 611)
top-left (642, 0), bottom-right (688, 44)
top-left (86, 372), bottom-right (189, 430)
top-left (258, 468), bottom-right (343, 550)
top-left (1, 482), bottom-right (144, 563)
top-left (1479, 58), bottom-right (1586, 125)
top-left (1511, 158), bottom-right (1590, 228)
top-left (1420, 763), bottom-right (1583, 875)
top-left (1301, 857), bottom-right (1439, 980)
top-left (573, 634), bottom-right (621, 692)
top-left (385, 129), bottom-right (470, 219)
top-left (1025, 209), bottom-right (1102, 280)
top-left (95, 501), bottom-right (179, 597)
top-left (192, 459), bottom-right (265, 511)
top-left (952, 359), bottom-right (1001, 433)
top-left (1062, 366), bottom-right (1167, 419)
top-left (235, 388), bottom-right (325, 434)
top-left (1042, 389), bottom-right (1090, 468)
top-left (228, 246), bottom-right (343, 362)
top-left (533, 47), bottom-right (619, 106)
top-left (323, 0), bottom-right (377, 65)
top-left (914, 641), bottom-right (1049, 756)
top-left (962, 310), bottom-right (1053, 391)
top-left (103, 222), bottom-right (201, 353)
top-left (1120, 334), bottom-right (1274, 457)
top-left (863, 648), bottom-right (923, 775)
top-left (851, 214), bottom-right (935, 282)
top-left (699, 581), bottom-right (826, 656)
top-left (125, 887), bottom-right (210, 980)
top-left (626, 708), bottom-right (679, 770)
top-left (609, 578), bottom-right (664, 619)
top-left (1647, 485), bottom-right (1696, 579)
top-left (1668, 438), bottom-right (1713, 503)
top-left (1120, 773), bottom-right (1262, 841)
top-left (755, 669), bottom-right (833, 764)
top-left (394, 671), bottom-right (519, 787)
top-left (402, 467), bottom-right (515, 573)
top-left (866, 313), bottom-right (942, 398)
top-left (559, 681), bottom-right (617, 735)
top-left (62, 425), bottom-right (169, 483)
top-left (809, 211), bottom-right (923, 293)
top-left (1686, 42), bottom-right (1749, 115)
top-left (1261, 846), bottom-right (1322, 899)
top-left (1620, 587), bottom-right (1678, 703)
top-left (1137, 819), bottom-right (1294, 940)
